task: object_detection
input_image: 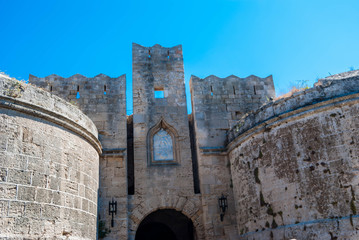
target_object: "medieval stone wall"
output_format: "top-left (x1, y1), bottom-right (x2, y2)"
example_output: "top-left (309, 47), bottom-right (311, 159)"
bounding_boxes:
top-left (189, 74), bottom-right (275, 239)
top-left (190, 75), bottom-right (275, 147)
top-left (3, 42), bottom-right (359, 240)
top-left (227, 71), bottom-right (359, 239)
top-left (28, 73), bottom-right (126, 150)
top-left (28, 73), bottom-right (128, 239)
top-left (0, 76), bottom-right (100, 239)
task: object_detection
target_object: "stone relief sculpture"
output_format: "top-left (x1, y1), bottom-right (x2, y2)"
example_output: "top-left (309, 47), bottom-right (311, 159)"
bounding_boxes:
top-left (147, 118), bottom-right (180, 165)
top-left (153, 129), bottom-right (174, 161)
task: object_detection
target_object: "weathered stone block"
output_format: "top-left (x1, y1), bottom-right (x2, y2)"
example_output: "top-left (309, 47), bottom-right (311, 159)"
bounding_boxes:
top-left (0, 183), bottom-right (17, 199)
top-left (7, 169), bottom-right (31, 185)
top-left (18, 186), bottom-right (36, 201)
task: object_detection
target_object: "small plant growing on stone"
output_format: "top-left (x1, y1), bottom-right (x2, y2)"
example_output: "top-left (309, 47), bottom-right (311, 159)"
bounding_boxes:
top-left (4, 80), bottom-right (25, 98)
top-left (98, 220), bottom-right (110, 239)
top-left (69, 100), bottom-right (79, 107)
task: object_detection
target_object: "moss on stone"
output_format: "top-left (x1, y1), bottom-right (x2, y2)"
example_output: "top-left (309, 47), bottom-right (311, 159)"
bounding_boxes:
top-left (265, 221), bottom-right (270, 228)
top-left (271, 219), bottom-right (278, 229)
top-left (254, 167), bottom-right (261, 184)
top-left (351, 199), bottom-right (357, 215)
top-left (267, 205), bottom-right (274, 216)
top-left (278, 211), bottom-right (283, 222)
top-left (258, 150), bottom-right (263, 158)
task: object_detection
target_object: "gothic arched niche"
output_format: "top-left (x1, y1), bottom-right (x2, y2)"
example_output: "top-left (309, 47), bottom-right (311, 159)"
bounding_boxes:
top-left (147, 118), bottom-right (180, 165)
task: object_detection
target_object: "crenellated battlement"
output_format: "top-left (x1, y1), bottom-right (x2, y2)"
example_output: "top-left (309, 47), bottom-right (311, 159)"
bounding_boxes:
top-left (29, 73), bottom-right (127, 150)
top-left (29, 73), bottom-right (125, 98)
top-left (227, 71), bottom-right (359, 146)
top-left (132, 43), bottom-right (183, 62)
top-left (190, 74), bottom-right (275, 148)
top-left (190, 74), bottom-right (274, 97)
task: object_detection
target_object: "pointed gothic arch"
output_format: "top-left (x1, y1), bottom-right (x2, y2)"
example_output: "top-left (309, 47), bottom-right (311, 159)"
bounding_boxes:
top-left (147, 118), bottom-right (180, 165)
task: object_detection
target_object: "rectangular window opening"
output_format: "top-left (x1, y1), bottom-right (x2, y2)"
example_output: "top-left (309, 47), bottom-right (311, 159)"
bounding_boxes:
top-left (210, 86), bottom-right (213, 96)
top-left (104, 85), bottom-right (107, 95)
top-left (233, 86), bottom-right (236, 95)
top-left (154, 87), bottom-right (165, 98)
top-left (235, 111), bottom-right (242, 117)
top-left (253, 85), bottom-right (257, 95)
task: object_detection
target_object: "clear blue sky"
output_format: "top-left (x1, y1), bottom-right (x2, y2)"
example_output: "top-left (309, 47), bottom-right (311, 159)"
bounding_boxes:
top-left (1, 0), bottom-right (358, 114)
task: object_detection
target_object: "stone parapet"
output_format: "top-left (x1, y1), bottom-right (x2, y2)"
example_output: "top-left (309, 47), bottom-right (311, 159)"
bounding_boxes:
top-left (190, 74), bottom-right (275, 148)
top-left (0, 76), bottom-right (100, 153)
top-left (227, 71), bottom-right (359, 146)
top-left (29, 73), bottom-right (126, 150)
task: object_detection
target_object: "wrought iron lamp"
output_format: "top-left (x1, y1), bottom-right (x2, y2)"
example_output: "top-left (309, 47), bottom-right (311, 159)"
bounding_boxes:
top-left (109, 198), bottom-right (117, 227)
top-left (218, 194), bottom-right (228, 222)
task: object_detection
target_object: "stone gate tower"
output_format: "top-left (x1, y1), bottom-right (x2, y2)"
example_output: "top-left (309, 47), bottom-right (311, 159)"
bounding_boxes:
top-left (129, 43), bottom-right (204, 239)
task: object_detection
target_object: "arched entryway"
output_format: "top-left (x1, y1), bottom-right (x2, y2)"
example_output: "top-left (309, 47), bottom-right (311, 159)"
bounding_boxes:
top-left (135, 209), bottom-right (195, 240)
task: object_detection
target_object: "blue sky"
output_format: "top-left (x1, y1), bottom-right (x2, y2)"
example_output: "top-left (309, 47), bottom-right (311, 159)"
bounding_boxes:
top-left (1, 0), bottom-right (358, 114)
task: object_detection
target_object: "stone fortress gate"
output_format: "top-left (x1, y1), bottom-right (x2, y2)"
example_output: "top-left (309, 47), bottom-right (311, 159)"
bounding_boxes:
top-left (1, 43), bottom-right (359, 240)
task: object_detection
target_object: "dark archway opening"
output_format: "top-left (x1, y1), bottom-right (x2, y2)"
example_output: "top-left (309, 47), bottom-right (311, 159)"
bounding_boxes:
top-left (135, 209), bottom-right (194, 240)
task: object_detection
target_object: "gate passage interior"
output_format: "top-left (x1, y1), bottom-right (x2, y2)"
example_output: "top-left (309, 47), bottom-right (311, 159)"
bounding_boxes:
top-left (135, 209), bottom-right (194, 240)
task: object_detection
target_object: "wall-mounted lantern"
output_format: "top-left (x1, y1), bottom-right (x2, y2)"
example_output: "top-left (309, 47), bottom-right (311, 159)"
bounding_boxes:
top-left (109, 198), bottom-right (117, 227)
top-left (218, 194), bottom-right (228, 222)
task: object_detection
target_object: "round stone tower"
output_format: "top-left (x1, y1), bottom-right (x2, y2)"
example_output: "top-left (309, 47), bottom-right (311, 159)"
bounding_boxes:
top-left (0, 74), bottom-right (101, 239)
top-left (227, 71), bottom-right (359, 239)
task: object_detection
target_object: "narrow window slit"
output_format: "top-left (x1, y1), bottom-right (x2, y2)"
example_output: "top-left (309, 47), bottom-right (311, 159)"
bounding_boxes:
top-left (233, 86), bottom-right (236, 95)
top-left (50, 85), bottom-right (52, 92)
top-left (148, 50), bottom-right (151, 58)
top-left (76, 85), bottom-right (80, 99)
top-left (167, 50), bottom-right (170, 59)
top-left (210, 86), bottom-right (213, 96)
top-left (127, 116), bottom-right (134, 195)
top-left (104, 85), bottom-right (107, 95)
top-left (253, 85), bottom-right (256, 95)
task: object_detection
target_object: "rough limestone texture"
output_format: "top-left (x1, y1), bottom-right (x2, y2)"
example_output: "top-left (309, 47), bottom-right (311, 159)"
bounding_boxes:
top-left (28, 73), bottom-right (126, 150)
top-left (190, 74), bottom-right (275, 147)
top-left (189, 75), bottom-right (275, 239)
top-left (28, 73), bottom-right (128, 239)
top-left (227, 72), bottom-right (359, 239)
top-left (129, 43), bottom-right (205, 239)
top-left (0, 76), bottom-right (100, 239)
